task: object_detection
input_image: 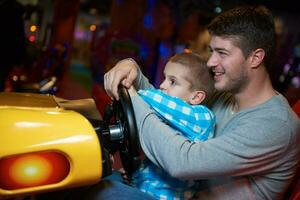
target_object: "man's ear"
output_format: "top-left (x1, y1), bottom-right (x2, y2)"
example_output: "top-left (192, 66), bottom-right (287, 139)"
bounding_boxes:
top-left (249, 48), bottom-right (265, 68)
top-left (189, 91), bottom-right (206, 105)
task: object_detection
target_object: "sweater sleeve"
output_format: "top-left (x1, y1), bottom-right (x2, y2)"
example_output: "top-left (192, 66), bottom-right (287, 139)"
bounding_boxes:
top-left (131, 95), bottom-right (294, 180)
top-left (133, 66), bottom-right (154, 90)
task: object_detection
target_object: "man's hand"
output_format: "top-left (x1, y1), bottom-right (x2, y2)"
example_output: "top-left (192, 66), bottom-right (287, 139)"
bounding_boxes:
top-left (128, 86), bottom-right (138, 97)
top-left (104, 58), bottom-right (138, 100)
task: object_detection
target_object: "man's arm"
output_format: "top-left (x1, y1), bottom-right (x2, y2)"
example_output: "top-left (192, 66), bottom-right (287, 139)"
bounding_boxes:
top-left (131, 95), bottom-right (292, 180)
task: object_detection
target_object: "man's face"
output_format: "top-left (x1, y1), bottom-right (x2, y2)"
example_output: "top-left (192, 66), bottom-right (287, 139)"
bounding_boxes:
top-left (207, 36), bottom-right (250, 93)
top-left (159, 62), bottom-right (194, 102)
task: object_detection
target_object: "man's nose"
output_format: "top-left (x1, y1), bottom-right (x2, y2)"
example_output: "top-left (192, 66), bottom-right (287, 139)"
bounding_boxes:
top-left (207, 54), bottom-right (217, 68)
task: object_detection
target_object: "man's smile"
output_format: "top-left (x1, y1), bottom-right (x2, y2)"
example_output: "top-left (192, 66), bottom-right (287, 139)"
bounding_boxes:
top-left (211, 69), bottom-right (225, 81)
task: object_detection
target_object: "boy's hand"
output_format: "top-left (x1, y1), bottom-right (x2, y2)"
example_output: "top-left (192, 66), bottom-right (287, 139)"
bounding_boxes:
top-left (104, 58), bottom-right (138, 100)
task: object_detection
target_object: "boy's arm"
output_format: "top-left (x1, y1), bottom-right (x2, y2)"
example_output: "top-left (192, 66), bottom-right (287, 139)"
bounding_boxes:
top-left (137, 89), bottom-right (215, 142)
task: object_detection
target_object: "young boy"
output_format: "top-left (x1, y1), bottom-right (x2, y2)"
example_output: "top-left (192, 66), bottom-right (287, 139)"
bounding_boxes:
top-left (131, 52), bottom-right (216, 200)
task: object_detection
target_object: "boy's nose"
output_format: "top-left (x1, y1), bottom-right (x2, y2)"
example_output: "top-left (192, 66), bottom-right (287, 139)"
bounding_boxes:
top-left (159, 81), bottom-right (167, 91)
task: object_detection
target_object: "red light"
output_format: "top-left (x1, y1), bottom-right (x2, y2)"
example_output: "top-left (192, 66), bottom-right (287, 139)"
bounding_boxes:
top-left (0, 152), bottom-right (70, 190)
top-left (28, 35), bottom-right (36, 42)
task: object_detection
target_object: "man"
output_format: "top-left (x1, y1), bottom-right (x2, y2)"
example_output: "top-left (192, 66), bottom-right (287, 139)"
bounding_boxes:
top-left (103, 5), bottom-right (300, 200)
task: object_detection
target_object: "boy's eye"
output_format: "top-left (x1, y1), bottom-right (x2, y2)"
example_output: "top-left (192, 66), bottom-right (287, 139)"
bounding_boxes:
top-left (170, 79), bottom-right (176, 85)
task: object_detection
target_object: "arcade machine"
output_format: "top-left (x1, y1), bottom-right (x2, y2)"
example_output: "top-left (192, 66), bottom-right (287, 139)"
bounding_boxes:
top-left (0, 87), bottom-right (140, 199)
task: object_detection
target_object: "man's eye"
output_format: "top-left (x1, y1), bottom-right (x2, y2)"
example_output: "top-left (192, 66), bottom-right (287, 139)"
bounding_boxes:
top-left (218, 51), bottom-right (227, 57)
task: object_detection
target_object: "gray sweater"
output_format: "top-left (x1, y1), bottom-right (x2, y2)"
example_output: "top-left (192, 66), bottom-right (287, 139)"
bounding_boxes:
top-left (131, 70), bottom-right (300, 200)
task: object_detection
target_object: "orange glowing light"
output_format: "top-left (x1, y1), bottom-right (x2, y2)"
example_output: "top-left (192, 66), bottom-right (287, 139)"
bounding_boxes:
top-left (89, 24), bottom-right (96, 32)
top-left (30, 25), bottom-right (37, 32)
top-left (10, 155), bottom-right (52, 187)
top-left (183, 48), bottom-right (192, 53)
top-left (0, 152), bottom-right (70, 190)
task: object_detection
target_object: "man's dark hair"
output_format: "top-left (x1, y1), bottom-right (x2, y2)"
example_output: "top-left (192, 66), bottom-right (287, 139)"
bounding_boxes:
top-left (207, 5), bottom-right (276, 72)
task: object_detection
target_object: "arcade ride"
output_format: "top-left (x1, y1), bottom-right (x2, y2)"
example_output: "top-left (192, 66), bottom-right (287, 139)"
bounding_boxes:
top-left (0, 86), bottom-right (140, 199)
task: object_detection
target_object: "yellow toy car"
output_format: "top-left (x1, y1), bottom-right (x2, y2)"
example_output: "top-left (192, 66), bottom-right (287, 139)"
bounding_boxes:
top-left (0, 88), bottom-right (140, 199)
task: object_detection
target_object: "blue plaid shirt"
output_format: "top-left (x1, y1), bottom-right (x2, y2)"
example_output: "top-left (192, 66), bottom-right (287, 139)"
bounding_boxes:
top-left (132, 89), bottom-right (216, 200)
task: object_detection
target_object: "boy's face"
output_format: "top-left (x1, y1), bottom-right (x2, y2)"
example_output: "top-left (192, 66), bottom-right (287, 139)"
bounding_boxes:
top-left (159, 62), bottom-right (194, 103)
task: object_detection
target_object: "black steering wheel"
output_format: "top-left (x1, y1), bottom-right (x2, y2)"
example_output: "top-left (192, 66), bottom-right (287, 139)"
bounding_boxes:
top-left (100, 86), bottom-right (140, 177)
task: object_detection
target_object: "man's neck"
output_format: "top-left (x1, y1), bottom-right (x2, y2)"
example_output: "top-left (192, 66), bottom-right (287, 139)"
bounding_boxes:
top-left (234, 74), bottom-right (276, 112)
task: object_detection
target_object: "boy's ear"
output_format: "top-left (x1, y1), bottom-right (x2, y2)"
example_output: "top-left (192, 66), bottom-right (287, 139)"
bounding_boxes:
top-left (189, 91), bottom-right (206, 105)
